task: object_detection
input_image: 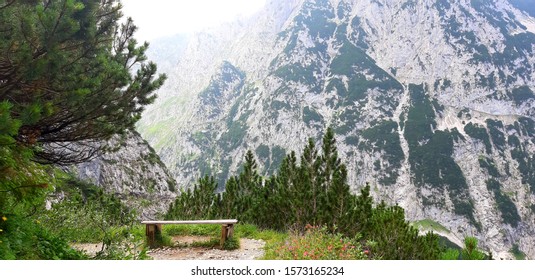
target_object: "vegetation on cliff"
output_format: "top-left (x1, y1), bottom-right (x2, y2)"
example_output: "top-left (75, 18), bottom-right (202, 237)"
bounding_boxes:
top-left (1, 0), bottom-right (163, 259)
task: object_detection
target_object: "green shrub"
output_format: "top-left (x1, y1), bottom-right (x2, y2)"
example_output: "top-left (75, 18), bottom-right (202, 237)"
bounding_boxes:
top-left (441, 249), bottom-right (461, 260)
top-left (511, 244), bottom-right (526, 260)
top-left (223, 236), bottom-right (240, 250)
top-left (0, 213), bottom-right (87, 260)
top-left (265, 226), bottom-right (368, 260)
top-left (461, 237), bottom-right (486, 260)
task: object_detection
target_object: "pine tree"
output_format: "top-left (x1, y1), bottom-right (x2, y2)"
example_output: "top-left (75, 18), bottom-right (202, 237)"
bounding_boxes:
top-left (163, 128), bottom-right (446, 259)
top-left (220, 176), bottom-right (239, 219)
top-left (461, 237), bottom-right (486, 260)
top-left (191, 176), bottom-right (218, 219)
top-left (236, 151), bottom-right (262, 222)
top-left (317, 127), bottom-right (350, 231)
top-left (282, 151), bottom-right (306, 227)
top-left (0, 0), bottom-right (166, 165)
top-left (353, 183), bottom-right (374, 234)
top-left (299, 138), bottom-right (320, 225)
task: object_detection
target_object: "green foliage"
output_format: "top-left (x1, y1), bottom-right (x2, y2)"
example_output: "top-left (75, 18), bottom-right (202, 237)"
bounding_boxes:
top-left (440, 236), bottom-right (488, 260)
top-left (165, 176), bottom-right (219, 220)
top-left (265, 226), bottom-right (367, 260)
top-left (464, 123), bottom-right (492, 154)
top-left (511, 243), bottom-right (526, 260)
top-left (461, 237), bottom-right (486, 260)
top-left (219, 120), bottom-right (248, 151)
top-left (0, 0), bottom-right (165, 164)
top-left (255, 144), bottom-right (270, 160)
top-left (274, 64), bottom-right (318, 86)
top-left (303, 106), bottom-right (324, 126)
top-left (361, 201), bottom-right (442, 260)
top-left (34, 176), bottom-right (148, 259)
top-left (166, 128), bottom-right (444, 259)
top-left (441, 248), bottom-right (461, 260)
top-left (163, 224), bottom-right (221, 237)
top-left (511, 86), bottom-right (535, 105)
top-left (517, 117), bottom-right (535, 137)
top-left (509, 133), bottom-right (535, 194)
top-left (412, 219), bottom-right (450, 233)
top-left (0, 212), bottom-right (87, 260)
top-left (486, 119), bottom-right (506, 150)
top-left (199, 61), bottom-right (245, 108)
top-left (360, 121), bottom-right (404, 185)
top-left (485, 179), bottom-right (520, 227)
top-left (330, 40), bottom-right (402, 104)
top-left (405, 84), bottom-right (475, 226)
top-left (1, 0), bottom-right (163, 260)
top-left (222, 236), bottom-right (240, 250)
top-left (479, 157), bottom-right (500, 177)
top-left (39, 178), bottom-right (136, 242)
top-left (184, 238), bottom-right (220, 249)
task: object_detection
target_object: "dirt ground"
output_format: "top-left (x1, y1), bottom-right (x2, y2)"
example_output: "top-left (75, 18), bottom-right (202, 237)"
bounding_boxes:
top-left (72, 236), bottom-right (266, 260)
top-left (147, 236), bottom-right (266, 260)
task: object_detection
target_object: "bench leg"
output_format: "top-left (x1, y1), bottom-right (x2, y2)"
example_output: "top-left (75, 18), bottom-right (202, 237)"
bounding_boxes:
top-left (146, 224), bottom-right (162, 248)
top-left (220, 224), bottom-right (235, 248)
top-left (227, 224), bottom-right (234, 239)
top-left (220, 224), bottom-right (228, 248)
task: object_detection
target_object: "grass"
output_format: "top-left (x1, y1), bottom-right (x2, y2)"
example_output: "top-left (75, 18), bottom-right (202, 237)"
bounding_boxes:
top-left (156, 223), bottom-right (286, 252)
top-left (511, 244), bottom-right (526, 260)
top-left (412, 219), bottom-right (450, 233)
top-left (163, 224), bottom-right (221, 236)
top-left (262, 226), bottom-right (369, 260)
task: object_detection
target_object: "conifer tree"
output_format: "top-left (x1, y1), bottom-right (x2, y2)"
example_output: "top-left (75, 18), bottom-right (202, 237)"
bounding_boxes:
top-left (164, 129), bottom-right (445, 259)
top-left (190, 176), bottom-right (218, 219)
top-left (282, 151), bottom-right (306, 226)
top-left (317, 127), bottom-right (351, 231)
top-left (461, 237), bottom-right (486, 260)
top-left (353, 182), bottom-right (374, 234)
top-left (261, 176), bottom-right (291, 230)
top-left (0, 0), bottom-right (166, 165)
top-left (219, 176), bottom-right (239, 218)
top-left (363, 202), bottom-right (441, 259)
top-left (299, 138), bottom-right (320, 225)
top-left (236, 150), bottom-right (262, 222)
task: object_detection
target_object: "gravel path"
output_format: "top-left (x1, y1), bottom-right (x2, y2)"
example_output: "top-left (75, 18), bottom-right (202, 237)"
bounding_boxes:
top-left (72, 236), bottom-right (266, 260)
top-left (147, 236), bottom-right (266, 260)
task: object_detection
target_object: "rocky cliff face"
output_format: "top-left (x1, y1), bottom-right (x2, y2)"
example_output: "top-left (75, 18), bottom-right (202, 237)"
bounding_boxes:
top-left (138, 0), bottom-right (535, 259)
top-left (75, 131), bottom-right (177, 219)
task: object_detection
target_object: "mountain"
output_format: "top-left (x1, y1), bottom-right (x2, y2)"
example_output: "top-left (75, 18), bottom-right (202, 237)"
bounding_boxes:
top-left (74, 131), bottom-right (177, 219)
top-left (138, 0), bottom-right (535, 259)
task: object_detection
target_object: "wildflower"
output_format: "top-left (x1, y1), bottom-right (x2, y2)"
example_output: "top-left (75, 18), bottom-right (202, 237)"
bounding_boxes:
top-left (364, 250), bottom-right (370, 255)
top-left (1, 216), bottom-right (6, 222)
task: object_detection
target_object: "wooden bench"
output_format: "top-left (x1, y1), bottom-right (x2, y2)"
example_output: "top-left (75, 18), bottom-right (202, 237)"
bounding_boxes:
top-left (141, 219), bottom-right (238, 248)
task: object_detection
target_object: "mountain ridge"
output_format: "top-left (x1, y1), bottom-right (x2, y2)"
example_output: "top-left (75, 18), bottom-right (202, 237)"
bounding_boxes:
top-left (138, 0), bottom-right (535, 259)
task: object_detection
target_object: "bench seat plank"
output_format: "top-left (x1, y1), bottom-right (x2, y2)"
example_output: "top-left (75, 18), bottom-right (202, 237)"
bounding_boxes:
top-left (141, 219), bottom-right (238, 225)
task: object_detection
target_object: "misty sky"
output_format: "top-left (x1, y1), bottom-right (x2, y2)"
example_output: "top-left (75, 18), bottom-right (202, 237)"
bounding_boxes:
top-left (121, 0), bottom-right (266, 42)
